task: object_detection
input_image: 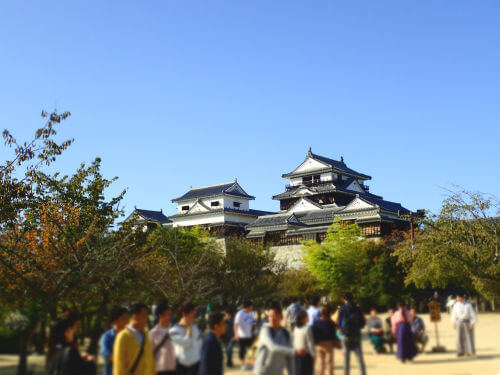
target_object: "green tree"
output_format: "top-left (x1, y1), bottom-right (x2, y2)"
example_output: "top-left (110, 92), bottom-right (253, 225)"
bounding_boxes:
top-left (277, 267), bottom-right (327, 303)
top-left (217, 237), bottom-right (286, 309)
top-left (394, 188), bottom-right (500, 300)
top-left (303, 220), bottom-right (408, 307)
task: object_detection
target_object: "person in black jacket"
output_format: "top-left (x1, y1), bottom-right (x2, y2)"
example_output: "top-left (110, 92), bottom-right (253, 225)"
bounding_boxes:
top-left (46, 317), bottom-right (96, 375)
top-left (199, 311), bottom-right (226, 375)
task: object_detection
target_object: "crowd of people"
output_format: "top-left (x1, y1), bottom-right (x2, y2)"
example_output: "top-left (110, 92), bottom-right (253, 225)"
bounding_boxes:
top-left (44, 292), bottom-right (477, 375)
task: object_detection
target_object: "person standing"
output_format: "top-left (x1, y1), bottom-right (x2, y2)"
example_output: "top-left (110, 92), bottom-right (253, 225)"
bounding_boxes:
top-left (306, 297), bottom-right (321, 327)
top-left (293, 310), bottom-right (316, 375)
top-left (99, 306), bottom-right (128, 375)
top-left (383, 308), bottom-right (396, 353)
top-left (234, 300), bottom-right (256, 370)
top-left (254, 301), bottom-right (303, 375)
top-left (410, 308), bottom-right (428, 354)
top-left (113, 303), bottom-right (155, 375)
top-left (149, 302), bottom-right (176, 375)
top-left (312, 306), bottom-right (337, 375)
top-left (285, 299), bottom-right (303, 331)
top-left (366, 309), bottom-right (384, 354)
top-left (451, 292), bottom-right (477, 357)
top-left (220, 309), bottom-right (235, 368)
top-left (337, 293), bottom-right (366, 375)
top-left (199, 312), bottom-right (226, 375)
top-left (46, 318), bottom-right (96, 375)
top-left (391, 302), bottom-right (416, 363)
top-left (170, 302), bottom-right (202, 375)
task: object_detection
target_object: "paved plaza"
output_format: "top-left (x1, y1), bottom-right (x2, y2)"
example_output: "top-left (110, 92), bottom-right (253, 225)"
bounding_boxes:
top-left (1, 313), bottom-right (499, 375)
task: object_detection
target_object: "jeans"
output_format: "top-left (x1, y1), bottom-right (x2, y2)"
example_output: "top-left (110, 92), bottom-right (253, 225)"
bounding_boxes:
top-left (225, 339), bottom-right (235, 366)
top-left (343, 338), bottom-right (366, 375)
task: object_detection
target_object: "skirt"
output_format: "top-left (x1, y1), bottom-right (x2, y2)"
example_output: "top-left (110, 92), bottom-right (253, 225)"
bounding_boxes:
top-left (396, 322), bottom-right (417, 361)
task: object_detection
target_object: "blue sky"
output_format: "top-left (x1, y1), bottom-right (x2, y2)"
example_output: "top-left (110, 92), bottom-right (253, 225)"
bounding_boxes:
top-left (1, 1), bottom-right (499, 216)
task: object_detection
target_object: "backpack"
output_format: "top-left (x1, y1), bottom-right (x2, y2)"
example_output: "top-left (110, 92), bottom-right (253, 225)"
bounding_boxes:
top-left (342, 304), bottom-right (363, 338)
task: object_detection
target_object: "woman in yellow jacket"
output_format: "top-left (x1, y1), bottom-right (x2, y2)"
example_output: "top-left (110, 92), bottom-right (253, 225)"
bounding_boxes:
top-left (113, 303), bottom-right (155, 375)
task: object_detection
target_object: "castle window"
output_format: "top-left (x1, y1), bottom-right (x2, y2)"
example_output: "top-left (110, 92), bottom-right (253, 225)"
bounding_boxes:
top-left (233, 202), bottom-right (241, 208)
top-left (211, 201), bottom-right (220, 207)
top-left (181, 205), bottom-right (189, 211)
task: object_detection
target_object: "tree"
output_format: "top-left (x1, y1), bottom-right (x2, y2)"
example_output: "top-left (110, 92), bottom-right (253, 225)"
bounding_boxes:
top-left (0, 111), bottom-right (72, 227)
top-left (394, 188), bottom-right (500, 300)
top-left (217, 237), bottom-right (286, 309)
top-left (0, 111), bottom-right (72, 375)
top-left (277, 267), bottom-right (326, 303)
top-left (303, 220), bottom-right (409, 307)
top-left (143, 226), bottom-right (223, 306)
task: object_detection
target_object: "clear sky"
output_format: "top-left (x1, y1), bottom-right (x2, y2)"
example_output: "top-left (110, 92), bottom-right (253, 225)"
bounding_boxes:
top-left (1, 1), bottom-right (499, 217)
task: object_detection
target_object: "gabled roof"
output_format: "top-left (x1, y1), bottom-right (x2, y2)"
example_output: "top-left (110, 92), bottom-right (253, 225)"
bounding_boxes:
top-left (246, 213), bottom-right (304, 228)
top-left (168, 207), bottom-right (273, 220)
top-left (172, 181), bottom-right (255, 202)
top-left (286, 196), bottom-right (323, 213)
top-left (282, 149), bottom-right (371, 180)
top-left (273, 180), bottom-right (382, 201)
top-left (342, 195), bottom-right (410, 215)
top-left (359, 195), bottom-right (411, 215)
top-left (124, 208), bottom-right (171, 224)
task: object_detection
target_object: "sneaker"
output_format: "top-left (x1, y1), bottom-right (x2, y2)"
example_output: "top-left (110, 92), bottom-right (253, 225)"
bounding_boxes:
top-left (241, 365), bottom-right (247, 371)
top-left (244, 364), bottom-right (253, 370)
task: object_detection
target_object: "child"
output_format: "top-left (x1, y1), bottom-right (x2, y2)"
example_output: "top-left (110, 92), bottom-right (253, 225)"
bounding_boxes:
top-left (293, 310), bottom-right (316, 375)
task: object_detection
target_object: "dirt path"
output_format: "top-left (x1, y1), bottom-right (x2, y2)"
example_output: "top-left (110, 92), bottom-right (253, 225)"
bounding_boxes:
top-left (1, 313), bottom-right (499, 375)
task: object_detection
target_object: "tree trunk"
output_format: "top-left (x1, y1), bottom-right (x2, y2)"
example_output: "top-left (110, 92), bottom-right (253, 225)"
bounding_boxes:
top-left (17, 321), bottom-right (36, 375)
top-left (87, 296), bottom-right (108, 354)
top-left (79, 313), bottom-right (86, 347)
top-left (17, 333), bottom-right (28, 375)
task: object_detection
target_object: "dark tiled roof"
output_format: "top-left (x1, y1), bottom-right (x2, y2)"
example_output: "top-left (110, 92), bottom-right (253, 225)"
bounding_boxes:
top-left (172, 182), bottom-right (255, 202)
top-left (273, 180), bottom-right (383, 200)
top-left (135, 209), bottom-right (171, 223)
top-left (310, 153), bottom-right (371, 179)
top-left (246, 214), bottom-right (297, 228)
top-left (360, 196), bottom-right (410, 215)
top-left (283, 151), bottom-right (371, 180)
top-left (169, 207), bottom-right (273, 220)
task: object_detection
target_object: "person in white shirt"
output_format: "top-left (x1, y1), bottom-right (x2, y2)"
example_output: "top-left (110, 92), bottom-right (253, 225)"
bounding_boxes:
top-left (306, 297), bottom-right (321, 326)
top-left (149, 301), bottom-right (176, 375)
top-left (293, 310), bottom-right (315, 375)
top-left (451, 292), bottom-right (477, 356)
top-left (170, 302), bottom-right (202, 375)
top-left (234, 300), bottom-right (256, 370)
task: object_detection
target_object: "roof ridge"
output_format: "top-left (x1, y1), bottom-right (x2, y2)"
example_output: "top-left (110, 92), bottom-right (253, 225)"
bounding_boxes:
top-left (189, 181), bottom-right (235, 191)
top-left (310, 151), bottom-right (341, 164)
top-left (136, 208), bottom-right (163, 213)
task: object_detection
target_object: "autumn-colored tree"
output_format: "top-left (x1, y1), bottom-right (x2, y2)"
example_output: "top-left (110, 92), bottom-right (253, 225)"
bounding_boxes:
top-left (144, 226), bottom-right (223, 307)
top-left (0, 111), bottom-right (72, 375)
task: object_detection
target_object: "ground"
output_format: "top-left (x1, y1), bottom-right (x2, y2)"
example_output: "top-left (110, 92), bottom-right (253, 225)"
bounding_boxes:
top-left (1, 313), bottom-right (499, 375)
